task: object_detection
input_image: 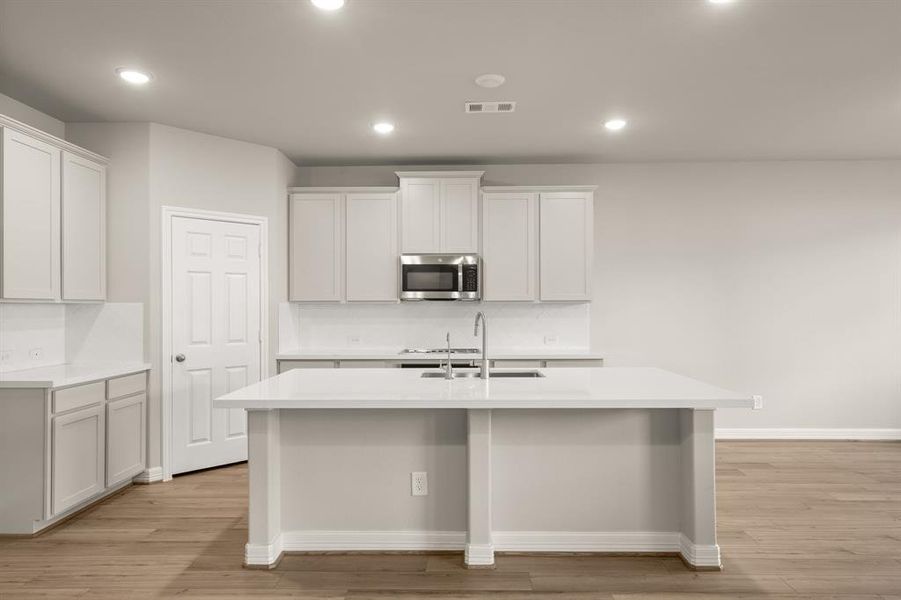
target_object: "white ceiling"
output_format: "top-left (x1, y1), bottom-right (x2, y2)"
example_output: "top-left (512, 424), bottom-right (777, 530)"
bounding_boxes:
top-left (1, 0), bottom-right (899, 165)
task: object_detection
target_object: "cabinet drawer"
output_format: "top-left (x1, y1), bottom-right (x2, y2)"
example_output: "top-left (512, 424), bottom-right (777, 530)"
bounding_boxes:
top-left (491, 360), bottom-right (542, 369)
top-left (53, 381), bottom-right (105, 414)
top-left (107, 372), bottom-right (146, 400)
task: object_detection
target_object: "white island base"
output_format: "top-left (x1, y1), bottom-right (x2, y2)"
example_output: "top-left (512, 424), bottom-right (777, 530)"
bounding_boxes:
top-left (214, 368), bottom-right (755, 571)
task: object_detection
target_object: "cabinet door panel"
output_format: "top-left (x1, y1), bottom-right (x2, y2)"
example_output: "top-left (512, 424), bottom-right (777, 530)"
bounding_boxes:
top-left (400, 180), bottom-right (440, 253)
top-left (482, 192), bottom-right (537, 301)
top-left (62, 152), bottom-right (106, 300)
top-left (289, 193), bottom-right (343, 301)
top-left (345, 193), bottom-right (398, 301)
top-left (539, 192), bottom-right (593, 301)
top-left (1, 128), bottom-right (61, 300)
top-left (52, 404), bottom-right (104, 515)
top-left (106, 393), bottom-right (145, 486)
top-left (440, 179), bottom-right (479, 253)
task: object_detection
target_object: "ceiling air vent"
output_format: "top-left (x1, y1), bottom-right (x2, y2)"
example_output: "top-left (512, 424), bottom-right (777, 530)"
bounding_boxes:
top-left (465, 101), bottom-right (516, 114)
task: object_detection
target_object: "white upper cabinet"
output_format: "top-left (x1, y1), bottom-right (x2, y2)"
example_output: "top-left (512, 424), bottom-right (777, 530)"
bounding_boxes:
top-left (62, 152), bottom-right (106, 301)
top-left (399, 179), bottom-right (440, 253)
top-left (397, 172), bottom-right (482, 254)
top-left (1, 127), bottom-right (61, 300)
top-left (539, 190), bottom-right (594, 301)
top-left (345, 192), bottom-right (398, 302)
top-left (289, 192), bottom-right (344, 302)
top-left (440, 179), bottom-right (479, 253)
top-left (0, 116), bottom-right (108, 303)
top-left (481, 191), bottom-right (538, 301)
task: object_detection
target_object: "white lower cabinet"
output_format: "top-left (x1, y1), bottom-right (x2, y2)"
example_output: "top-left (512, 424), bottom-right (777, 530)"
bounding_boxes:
top-left (106, 393), bottom-right (146, 486)
top-left (52, 404), bottom-right (105, 515)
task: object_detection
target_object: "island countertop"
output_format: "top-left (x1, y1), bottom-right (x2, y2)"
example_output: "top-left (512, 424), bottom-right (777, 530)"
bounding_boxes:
top-left (214, 366), bottom-right (755, 410)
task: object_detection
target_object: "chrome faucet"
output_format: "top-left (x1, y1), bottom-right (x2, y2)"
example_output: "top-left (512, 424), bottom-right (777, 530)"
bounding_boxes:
top-left (444, 332), bottom-right (454, 379)
top-left (473, 312), bottom-right (488, 379)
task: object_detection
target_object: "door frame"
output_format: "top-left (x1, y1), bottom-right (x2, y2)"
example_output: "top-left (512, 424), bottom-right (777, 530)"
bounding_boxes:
top-left (161, 206), bottom-right (269, 481)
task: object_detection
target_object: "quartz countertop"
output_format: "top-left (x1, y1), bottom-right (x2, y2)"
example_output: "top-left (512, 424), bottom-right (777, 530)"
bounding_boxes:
top-left (0, 362), bottom-right (151, 390)
top-left (276, 349), bottom-right (604, 361)
top-left (214, 366), bottom-right (755, 410)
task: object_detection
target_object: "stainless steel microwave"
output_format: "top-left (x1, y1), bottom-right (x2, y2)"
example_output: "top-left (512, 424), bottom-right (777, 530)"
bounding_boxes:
top-left (400, 254), bottom-right (480, 301)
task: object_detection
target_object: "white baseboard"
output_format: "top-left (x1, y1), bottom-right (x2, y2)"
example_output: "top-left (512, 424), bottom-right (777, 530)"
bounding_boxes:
top-left (280, 530), bottom-right (466, 552)
top-left (132, 466), bottom-right (163, 484)
top-left (716, 428), bottom-right (901, 441)
top-left (493, 531), bottom-right (681, 553)
top-left (465, 543), bottom-right (495, 566)
top-left (679, 534), bottom-right (721, 568)
top-left (245, 530), bottom-right (716, 568)
top-left (245, 534), bottom-right (283, 567)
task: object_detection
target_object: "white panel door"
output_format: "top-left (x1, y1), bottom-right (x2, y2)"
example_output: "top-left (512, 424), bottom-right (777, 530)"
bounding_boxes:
top-left (106, 393), bottom-right (146, 486)
top-left (52, 404), bottom-right (104, 515)
top-left (400, 180), bottom-right (440, 253)
top-left (345, 192), bottom-right (398, 301)
top-left (539, 191), bottom-right (594, 301)
top-left (440, 179), bottom-right (479, 253)
top-left (289, 193), bottom-right (343, 301)
top-left (1, 127), bottom-right (61, 300)
top-left (171, 217), bottom-right (261, 474)
top-left (482, 192), bottom-right (537, 301)
top-left (62, 152), bottom-right (106, 300)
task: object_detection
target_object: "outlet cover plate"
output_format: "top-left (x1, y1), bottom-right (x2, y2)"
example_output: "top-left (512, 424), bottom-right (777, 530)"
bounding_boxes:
top-left (411, 471), bottom-right (428, 496)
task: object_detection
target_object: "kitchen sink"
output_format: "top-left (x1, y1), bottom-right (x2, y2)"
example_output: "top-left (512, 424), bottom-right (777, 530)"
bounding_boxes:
top-left (421, 370), bottom-right (545, 379)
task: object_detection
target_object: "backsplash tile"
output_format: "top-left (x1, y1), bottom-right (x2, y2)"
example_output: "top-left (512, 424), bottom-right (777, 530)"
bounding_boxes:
top-left (280, 302), bottom-right (590, 353)
top-left (0, 304), bottom-right (66, 372)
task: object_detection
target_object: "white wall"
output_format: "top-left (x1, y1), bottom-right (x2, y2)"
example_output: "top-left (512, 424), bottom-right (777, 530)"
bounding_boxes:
top-left (0, 92), bottom-right (65, 138)
top-left (297, 160), bottom-right (901, 433)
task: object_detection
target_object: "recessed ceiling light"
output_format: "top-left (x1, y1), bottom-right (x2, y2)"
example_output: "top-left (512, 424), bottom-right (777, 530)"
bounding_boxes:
top-left (372, 122), bottom-right (395, 135)
top-left (311, 0), bottom-right (345, 10)
top-left (604, 118), bottom-right (627, 131)
top-left (116, 68), bottom-right (152, 85)
top-left (475, 74), bottom-right (506, 89)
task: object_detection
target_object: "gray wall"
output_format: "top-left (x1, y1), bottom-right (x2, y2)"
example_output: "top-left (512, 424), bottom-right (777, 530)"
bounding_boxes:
top-left (297, 160), bottom-right (901, 432)
top-left (67, 122), bottom-right (295, 471)
top-left (0, 92), bottom-right (65, 138)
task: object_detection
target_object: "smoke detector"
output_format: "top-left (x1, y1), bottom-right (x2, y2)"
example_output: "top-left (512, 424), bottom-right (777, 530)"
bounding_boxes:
top-left (475, 73), bottom-right (506, 88)
top-left (465, 101), bottom-right (516, 114)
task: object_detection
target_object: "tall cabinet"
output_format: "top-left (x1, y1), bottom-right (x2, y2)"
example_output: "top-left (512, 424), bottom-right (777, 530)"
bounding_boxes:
top-left (397, 171), bottom-right (482, 254)
top-left (0, 115), bottom-right (108, 302)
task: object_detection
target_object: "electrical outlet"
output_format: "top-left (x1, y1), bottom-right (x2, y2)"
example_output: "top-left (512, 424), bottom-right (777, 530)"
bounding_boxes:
top-left (411, 471), bottom-right (428, 496)
top-left (347, 335), bottom-right (361, 346)
top-left (29, 348), bottom-right (43, 361)
top-left (544, 335), bottom-right (558, 345)
top-left (0, 350), bottom-right (11, 364)
top-left (752, 395), bottom-right (763, 410)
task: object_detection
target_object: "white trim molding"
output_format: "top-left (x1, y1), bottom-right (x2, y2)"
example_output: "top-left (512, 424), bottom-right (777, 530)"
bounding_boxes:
top-left (242, 530), bottom-right (720, 569)
top-left (465, 543), bottom-right (495, 566)
top-left (679, 534), bottom-right (721, 569)
top-left (493, 531), bottom-right (681, 553)
top-left (716, 428), bottom-right (901, 441)
top-left (279, 530), bottom-right (466, 552)
top-left (160, 206), bottom-right (270, 481)
top-left (245, 534), bottom-right (283, 567)
top-left (132, 467), bottom-right (163, 484)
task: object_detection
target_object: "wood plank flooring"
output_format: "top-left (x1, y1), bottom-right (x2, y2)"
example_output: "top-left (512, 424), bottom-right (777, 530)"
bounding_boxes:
top-left (1, 441), bottom-right (900, 599)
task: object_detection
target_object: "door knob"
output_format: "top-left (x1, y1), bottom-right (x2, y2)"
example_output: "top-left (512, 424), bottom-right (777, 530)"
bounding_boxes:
top-left (175, 354), bottom-right (186, 363)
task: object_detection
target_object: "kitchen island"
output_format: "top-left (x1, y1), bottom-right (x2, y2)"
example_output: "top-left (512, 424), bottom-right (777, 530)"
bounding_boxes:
top-left (215, 367), bottom-right (755, 570)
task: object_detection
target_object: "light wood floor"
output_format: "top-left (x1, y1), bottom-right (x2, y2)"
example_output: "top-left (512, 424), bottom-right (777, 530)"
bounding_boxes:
top-left (1, 441), bottom-right (900, 599)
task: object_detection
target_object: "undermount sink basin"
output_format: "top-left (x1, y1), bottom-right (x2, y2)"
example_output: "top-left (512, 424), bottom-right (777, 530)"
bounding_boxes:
top-left (421, 370), bottom-right (545, 379)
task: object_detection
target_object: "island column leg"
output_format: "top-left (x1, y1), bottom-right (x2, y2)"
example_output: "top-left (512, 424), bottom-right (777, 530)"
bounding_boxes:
top-left (679, 408), bottom-right (721, 570)
top-left (245, 409), bottom-right (282, 568)
top-left (465, 408), bottom-right (494, 567)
